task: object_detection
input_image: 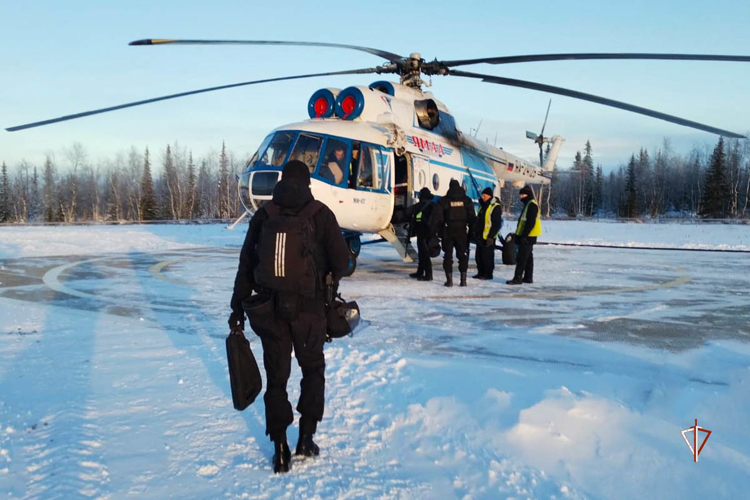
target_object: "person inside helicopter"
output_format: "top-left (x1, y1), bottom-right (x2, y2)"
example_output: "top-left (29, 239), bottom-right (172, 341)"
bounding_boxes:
top-left (348, 142), bottom-right (360, 189)
top-left (320, 141), bottom-right (347, 185)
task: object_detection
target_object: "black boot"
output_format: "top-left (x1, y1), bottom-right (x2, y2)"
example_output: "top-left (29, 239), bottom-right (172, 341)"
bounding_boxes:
top-left (472, 273), bottom-right (483, 279)
top-left (444, 270), bottom-right (453, 287)
top-left (295, 433), bottom-right (320, 457)
top-left (419, 268), bottom-right (433, 281)
top-left (409, 270), bottom-right (423, 279)
top-left (522, 277), bottom-right (533, 284)
top-left (460, 272), bottom-right (467, 287)
top-left (506, 277), bottom-right (523, 285)
top-left (272, 440), bottom-right (292, 473)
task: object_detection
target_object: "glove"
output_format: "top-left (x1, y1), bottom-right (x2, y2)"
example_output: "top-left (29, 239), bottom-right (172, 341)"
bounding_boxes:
top-left (228, 311), bottom-right (245, 334)
top-left (485, 238), bottom-right (495, 247)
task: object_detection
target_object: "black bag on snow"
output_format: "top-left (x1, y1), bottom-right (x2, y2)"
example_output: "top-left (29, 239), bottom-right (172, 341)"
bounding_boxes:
top-left (226, 332), bottom-right (262, 411)
top-left (427, 233), bottom-right (441, 258)
top-left (254, 200), bottom-right (324, 298)
top-left (502, 232), bottom-right (517, 265)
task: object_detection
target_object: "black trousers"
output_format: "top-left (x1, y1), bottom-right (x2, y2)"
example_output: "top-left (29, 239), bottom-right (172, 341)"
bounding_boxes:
top-left (514, 239), bottom-right (534, 281)
top-left (475, 239), bottom-right (496, 277)
top-left (253, 310), bottom-right (327, 441)
top-left (442, 234), bottom-right (469, 273)
top-left (416, 236), bottom-right (432, 276)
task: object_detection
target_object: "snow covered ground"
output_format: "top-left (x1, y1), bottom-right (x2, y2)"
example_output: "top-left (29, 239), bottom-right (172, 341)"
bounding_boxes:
top-left (0, 221), bottom-right (749, 499)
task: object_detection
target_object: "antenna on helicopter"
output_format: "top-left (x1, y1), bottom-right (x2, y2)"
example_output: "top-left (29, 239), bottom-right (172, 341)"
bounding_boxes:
top-left (471, 119), bottom-right (483, 137)
top-left (526, 99), bottom-right (552, 167)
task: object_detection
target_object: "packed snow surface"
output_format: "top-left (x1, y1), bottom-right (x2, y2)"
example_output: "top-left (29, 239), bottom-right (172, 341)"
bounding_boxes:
top-left (0, 221), bottom-right (748, 499)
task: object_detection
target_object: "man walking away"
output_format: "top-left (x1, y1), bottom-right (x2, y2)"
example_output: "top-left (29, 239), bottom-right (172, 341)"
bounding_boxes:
top-left (407, 187), bottom-right (436, 281)
top-left (229, 160), bottom-right (351, 473)
top-left (429, 179), bottom-right (476, 287)
top-left (473, 187), bottom-right (502, 280)
top-left (507, 185), bottom-right (541, 285)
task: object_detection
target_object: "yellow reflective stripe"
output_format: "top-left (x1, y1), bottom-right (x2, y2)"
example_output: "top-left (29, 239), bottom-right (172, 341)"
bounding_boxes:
top-left (482, 203), bottom-right (499, 240)
top-left (516, 199), bottom-right (542, 236)
top-left (416, 211), bottom-right (423, 222)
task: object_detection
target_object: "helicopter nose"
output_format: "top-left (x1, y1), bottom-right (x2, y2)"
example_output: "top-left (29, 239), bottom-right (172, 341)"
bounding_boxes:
top-left (239, 169), bottom-right (280, 212)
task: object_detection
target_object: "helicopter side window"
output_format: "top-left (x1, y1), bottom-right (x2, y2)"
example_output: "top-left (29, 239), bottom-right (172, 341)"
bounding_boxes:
top-left (357, 145), bottom-right (376, 189)
top-left (289, 133), bottom-right (323, 173)
top-left (374, 147), bottom-right (390, 191)
top-left (262, 132), bottom-right (295, 167)
top-left (319, 138), bottom-right (349, 185)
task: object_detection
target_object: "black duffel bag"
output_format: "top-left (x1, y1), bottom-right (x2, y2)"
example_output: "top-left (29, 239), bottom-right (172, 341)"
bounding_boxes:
top-left (502, 233), bottom-right (517, 265)
top-left (324, 273), bottom-right (360, 341)
top-left (225, 332), bottom-right (262, 411)
top-left (426, 233), bottom-right (441, 258)
top-left (326, 293), bottom-right (360, 341)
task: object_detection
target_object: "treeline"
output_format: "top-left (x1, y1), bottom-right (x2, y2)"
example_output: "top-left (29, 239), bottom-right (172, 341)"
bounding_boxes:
top-left (0, 142), bottom-right (244, 223)
top-left (522, 136), bottom-right (750, 219)
top-left (1, 136), bottom-right (748, 224)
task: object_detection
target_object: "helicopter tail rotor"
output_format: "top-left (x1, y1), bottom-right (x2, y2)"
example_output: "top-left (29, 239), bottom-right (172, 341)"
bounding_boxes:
top-left (526, 99), bottom-right (552, 167)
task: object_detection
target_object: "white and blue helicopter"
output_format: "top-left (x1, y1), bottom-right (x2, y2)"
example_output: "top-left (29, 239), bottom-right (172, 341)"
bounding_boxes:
top-left (7, 40), bottom-right (749, 272)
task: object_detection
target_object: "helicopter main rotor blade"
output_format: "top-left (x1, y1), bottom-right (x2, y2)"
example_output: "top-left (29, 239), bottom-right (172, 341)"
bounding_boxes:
top-left (6, 67), bottom-right (383, 132)
top-left (449, 69), bottom-right (746, 139)
top-left (442, 53), bottom-right (750, 67)
top-left (130, 39), bottom-right (405, 64)
top-left (539, 98), bottom-right (551, 137)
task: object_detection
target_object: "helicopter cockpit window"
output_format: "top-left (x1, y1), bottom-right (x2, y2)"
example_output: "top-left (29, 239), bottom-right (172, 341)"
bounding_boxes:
top-left (289, 133), bottom-right (323, 173)
top-left (320, 138), bottom-right (349, 185)
top-left (260, 132), bottom-right (295, 167)
top-left (247, 134), bottom-right (273, 168)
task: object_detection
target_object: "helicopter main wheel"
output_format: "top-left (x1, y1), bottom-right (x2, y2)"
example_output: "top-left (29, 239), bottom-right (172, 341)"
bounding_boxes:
top-left (346, 235), bottom-right (362, 258)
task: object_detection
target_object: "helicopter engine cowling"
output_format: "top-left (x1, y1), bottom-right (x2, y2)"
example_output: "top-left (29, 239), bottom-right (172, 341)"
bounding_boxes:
top-left (308, 88), bottom-right (340, 119)
top-left (334, 85), bottom-right (401, 122)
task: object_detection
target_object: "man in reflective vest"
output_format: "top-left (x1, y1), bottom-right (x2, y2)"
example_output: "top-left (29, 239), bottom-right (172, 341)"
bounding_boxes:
top-left (473, 187), bottom-right (503, 280)
top-left (507, 185), bottom-right (541, 285)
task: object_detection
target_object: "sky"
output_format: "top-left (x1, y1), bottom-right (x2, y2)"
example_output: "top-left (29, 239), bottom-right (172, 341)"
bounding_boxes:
top-left (1, 0), bottom-right (749, 173)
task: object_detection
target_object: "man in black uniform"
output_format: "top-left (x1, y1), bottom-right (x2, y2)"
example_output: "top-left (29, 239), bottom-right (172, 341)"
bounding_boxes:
top-left (473, 187), bottom-right (503, 280)
top-left (507, 185), bottom-right (541, 285)
top-left (229, 160), bottom-right (351, 473)
top-left (429, 179), bottom-right (476, 287)
top-left (407, 187), bottom-right (436, 281)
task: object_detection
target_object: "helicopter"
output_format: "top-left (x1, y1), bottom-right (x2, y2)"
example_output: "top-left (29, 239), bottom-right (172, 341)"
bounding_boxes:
top-left (7, 40), bottom-right (749, 272)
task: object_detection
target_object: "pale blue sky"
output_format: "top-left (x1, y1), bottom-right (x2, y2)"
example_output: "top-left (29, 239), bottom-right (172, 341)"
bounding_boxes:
top-left (2, 0), bottom-right (749, 171)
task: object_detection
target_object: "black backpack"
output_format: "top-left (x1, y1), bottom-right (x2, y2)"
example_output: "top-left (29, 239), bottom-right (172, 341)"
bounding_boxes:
top-left (446, 197), bottom-right (468, 223)
top-left (254, 200), bottom-right (324, 298)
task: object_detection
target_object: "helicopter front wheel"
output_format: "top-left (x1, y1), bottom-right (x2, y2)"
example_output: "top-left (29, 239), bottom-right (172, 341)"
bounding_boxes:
top-left (346, 234), bottom-right (362, 258)
top-left (342, 253), bottom-right (357, 277)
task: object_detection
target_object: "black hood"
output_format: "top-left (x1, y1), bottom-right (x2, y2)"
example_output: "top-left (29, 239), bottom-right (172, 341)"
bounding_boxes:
top-left (271, 179), bottom-right (314, 211)
top-left (520, 185), bottom-right (535, 201)
top-left (447, 184), bottom-right (465, 200)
